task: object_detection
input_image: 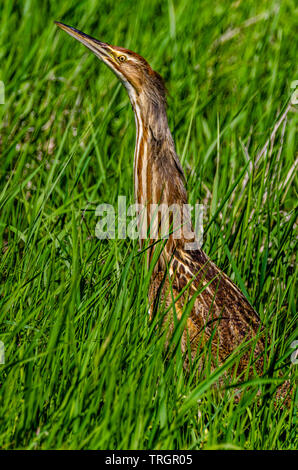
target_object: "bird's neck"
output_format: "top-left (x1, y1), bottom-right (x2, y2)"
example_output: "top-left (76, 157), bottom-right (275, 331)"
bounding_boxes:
top-left (128, 90), bottom-right (193, 260)
top-left (131, 92), bottom-right (187, 208)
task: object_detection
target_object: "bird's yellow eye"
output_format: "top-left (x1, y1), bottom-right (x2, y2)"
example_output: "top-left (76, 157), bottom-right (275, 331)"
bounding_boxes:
top-left (118, 55), bottom-right (126, 63)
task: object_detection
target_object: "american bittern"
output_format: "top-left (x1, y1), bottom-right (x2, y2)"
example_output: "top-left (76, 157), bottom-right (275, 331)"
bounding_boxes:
top-left (55, 22), bottom-right (286, 387)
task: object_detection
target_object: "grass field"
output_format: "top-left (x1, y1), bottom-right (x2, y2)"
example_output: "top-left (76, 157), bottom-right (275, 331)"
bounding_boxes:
top-left (0, 0), bottom-right (297, 450)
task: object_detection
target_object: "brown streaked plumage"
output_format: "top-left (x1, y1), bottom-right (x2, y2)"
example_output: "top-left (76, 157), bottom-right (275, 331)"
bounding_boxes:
top-left (55, 22), bottom-right (291, 399)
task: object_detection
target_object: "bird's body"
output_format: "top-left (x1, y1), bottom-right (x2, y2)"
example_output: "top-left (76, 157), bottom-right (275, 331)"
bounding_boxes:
top-left (130, 71), bottom-right (265, 373)
top-left (55, 22), bottom-right (267, 378)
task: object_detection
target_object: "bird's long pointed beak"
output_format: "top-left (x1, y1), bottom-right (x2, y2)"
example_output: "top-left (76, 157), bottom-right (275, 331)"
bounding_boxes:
top-left (55, 21), bottom-right (113, 62)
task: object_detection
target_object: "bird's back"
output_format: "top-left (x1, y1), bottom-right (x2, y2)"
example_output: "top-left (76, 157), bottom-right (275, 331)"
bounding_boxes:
top-left (149, 244), bottom-right (265, 375)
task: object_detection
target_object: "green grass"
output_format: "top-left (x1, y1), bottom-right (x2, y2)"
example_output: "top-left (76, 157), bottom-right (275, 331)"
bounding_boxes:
top-left (0, 0), bottom-right (297, 450)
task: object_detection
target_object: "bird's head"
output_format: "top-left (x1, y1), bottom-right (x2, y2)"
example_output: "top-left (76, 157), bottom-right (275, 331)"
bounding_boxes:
top-left (55, 22), bottom-right (166, 109)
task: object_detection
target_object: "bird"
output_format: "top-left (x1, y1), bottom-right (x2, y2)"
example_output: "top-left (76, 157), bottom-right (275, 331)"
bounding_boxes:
top-left (55, 22), bottom-right (283, 387)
